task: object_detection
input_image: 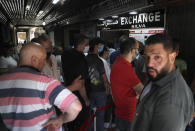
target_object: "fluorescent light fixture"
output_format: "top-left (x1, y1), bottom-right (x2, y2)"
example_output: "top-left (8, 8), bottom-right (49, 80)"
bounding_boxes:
top-left (129, 11), bottom-right (138, 15)
top-left (52, 0), bottom-right (60, 4)
top-left (26, 5), bottom-right (30, 10)
top-left (37, 10), bottom-right (44, 16)
top-left (112, 15), bottom-right (118, 18)
top-left (99, 18), bottom-right (104, 21)
top-left (42, 22), bottom-right (46, 26)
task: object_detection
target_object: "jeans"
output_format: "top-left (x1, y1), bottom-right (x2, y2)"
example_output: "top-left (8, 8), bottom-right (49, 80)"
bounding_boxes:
top-left (89, 91), bottom-right (107, 131)
top-left (186, 117), bottom-right (195, 131)
top-left (115, 115), bottom-right (132, 131)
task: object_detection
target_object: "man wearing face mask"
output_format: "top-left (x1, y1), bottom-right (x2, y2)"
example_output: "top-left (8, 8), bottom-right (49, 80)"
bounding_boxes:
top-left (36, 35), bottom-right (60, 80)
top-left (61, 34), bottom-right (90, 131)
top-left (131, 34), bottom-right (194, 131)
top-left (86, 37), bottom-right (110, 131)
top-left (111, 37), bottom-right (144, 131)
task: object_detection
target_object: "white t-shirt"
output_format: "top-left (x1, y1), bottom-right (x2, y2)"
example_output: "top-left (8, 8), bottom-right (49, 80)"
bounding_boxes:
top-left (99, 57), bottom-right (111, 83)
top-left (0, 56), bottom-right (17, 68)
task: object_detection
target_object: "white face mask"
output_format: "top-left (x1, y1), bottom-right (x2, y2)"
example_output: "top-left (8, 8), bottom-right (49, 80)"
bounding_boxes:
top-left (83, 45), bottom-right (89, 53)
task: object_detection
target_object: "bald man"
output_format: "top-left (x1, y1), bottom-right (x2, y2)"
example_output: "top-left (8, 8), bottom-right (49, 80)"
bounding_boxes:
top-left (0, 43), bottom-right (82, 131)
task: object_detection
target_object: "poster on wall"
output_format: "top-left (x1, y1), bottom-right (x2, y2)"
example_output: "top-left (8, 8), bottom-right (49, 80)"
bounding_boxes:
top-left (17, 32), bottom-right (26, 44)
top-left (129, 28), bottom-right (165, 43)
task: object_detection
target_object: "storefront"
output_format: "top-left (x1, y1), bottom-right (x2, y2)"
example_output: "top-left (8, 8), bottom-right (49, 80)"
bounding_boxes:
top-left (98, 8), bottom-right (166, 45)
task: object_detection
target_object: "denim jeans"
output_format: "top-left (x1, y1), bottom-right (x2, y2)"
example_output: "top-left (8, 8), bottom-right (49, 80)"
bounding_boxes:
top-left (115, 115), bottom-right (132, 131)
top-left (186, 117), bottom-right (195, 131)
top-left (89, 91), bottom-right (107, 131)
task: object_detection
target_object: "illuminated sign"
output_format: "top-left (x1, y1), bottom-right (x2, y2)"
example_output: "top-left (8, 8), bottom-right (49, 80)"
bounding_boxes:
top-left (100, 9), bottom-right (165, 29)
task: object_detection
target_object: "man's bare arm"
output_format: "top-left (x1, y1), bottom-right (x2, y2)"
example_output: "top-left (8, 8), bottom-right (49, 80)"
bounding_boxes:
top-left (42, 99), bottom-right (82, 129)
top-left (133, 82), bottom-right (144, 98)
top-left (78, 80), bottom-right (90, 106)
top-left (102, 73), bottom-right (110, 94)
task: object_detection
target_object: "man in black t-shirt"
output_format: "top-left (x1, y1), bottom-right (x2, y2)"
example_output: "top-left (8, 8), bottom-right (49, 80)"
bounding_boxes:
top-left (86, 37), bottom-right (109, 131)
top-left (62, 34), bottom-right (90, 131)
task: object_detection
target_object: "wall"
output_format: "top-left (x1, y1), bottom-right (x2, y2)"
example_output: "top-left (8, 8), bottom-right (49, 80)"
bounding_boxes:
top-left (64, 29), bottom-right (70, 48)
top-left (100, 30), bottom-right (129, 46)
top-left (0, 24), bottom-right (12, 43)
top-left (80, 22), bottom-right (97, 39)
top-left (49, 31), bottom-right (55, 45)
top-left (54, 27), bottom-right (64, 47)
top-left (63, 25), bottom-right (80, 49)
top-left (167, 2), bottom-right (195, 81)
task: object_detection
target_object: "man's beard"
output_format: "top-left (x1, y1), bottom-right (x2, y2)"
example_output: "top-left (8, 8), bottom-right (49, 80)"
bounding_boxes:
top-left (147, 60), bottom-right (170, 82)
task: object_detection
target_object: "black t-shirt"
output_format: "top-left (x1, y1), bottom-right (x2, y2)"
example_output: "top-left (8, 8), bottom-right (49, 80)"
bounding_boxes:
top-left (62, 49), bottom-right (89, 86)
top-left (86, 53), bottom-right (105, 92)
top-left (62, 49), bottom-right (89, 106)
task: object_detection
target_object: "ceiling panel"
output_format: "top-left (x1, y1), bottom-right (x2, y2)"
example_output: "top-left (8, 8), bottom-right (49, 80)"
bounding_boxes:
top-left (0, 0), bottom-right (151, 27)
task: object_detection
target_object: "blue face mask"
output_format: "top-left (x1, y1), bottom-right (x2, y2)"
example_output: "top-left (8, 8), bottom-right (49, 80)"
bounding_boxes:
top-left (98, 45), bottom-right (104, 53)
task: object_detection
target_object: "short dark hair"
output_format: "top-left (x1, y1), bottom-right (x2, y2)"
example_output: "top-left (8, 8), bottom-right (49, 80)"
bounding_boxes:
top-left (119, 35), bottom-right (129, 44)
top-left (89, 37), bottom-right (104, 52)
top-left (145, 34), bottom-right (174, 52)
top-left (36, 34), bottom-right (50, 44)
top-left (120, 37), bottom-right (137, 54)
top-left (74, 34), bottom-right (88, 47)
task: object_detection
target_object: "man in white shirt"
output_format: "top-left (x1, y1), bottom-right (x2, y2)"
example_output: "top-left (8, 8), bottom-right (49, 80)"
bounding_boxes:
top-left (99, 45), bottom-right (111, 83)
top-left (0, 43), bottom-right (17, 74)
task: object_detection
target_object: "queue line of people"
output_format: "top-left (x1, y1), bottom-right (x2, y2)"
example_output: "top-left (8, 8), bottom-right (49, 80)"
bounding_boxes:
top-left (0, 33), bottom-right (194, 131)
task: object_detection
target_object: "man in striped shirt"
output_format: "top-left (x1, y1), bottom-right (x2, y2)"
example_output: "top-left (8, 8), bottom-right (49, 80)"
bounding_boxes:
top-left (0, 43), bottom-right (82, 131)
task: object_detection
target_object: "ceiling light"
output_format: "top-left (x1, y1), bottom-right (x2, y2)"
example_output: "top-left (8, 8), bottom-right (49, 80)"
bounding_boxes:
top-left (99, 18), bottom-right (104, 21)
top-left (37, 10), bottom-right (44, 16)
top-left (52, 0), bottom-right (60, 4)
top-left (129, 11), bottom-right (138, 15)
top-left (112, 15), bottom-right (118, 18)
top-left (26, 5), bottom-right (30, 10)
top-left (42, 22), bottom-right (46, 26)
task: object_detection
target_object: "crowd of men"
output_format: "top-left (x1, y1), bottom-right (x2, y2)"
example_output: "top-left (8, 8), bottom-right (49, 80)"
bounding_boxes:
top-left (0, 33), bottom-right (194, 131)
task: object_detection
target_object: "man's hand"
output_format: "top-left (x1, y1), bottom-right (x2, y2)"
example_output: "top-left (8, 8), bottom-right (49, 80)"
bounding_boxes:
top-left (67, 75), bottom-right (83, 91)
top-left (189, 112), bottom-right (195, 125)
top-left (136, 94), bottom-right (140, 99)
top-left (106, 84), bottom-right (111, 95)
top-left (42, 115), bottom-right (64, 130)
top-left (85, 99), bottom-right (90, 106)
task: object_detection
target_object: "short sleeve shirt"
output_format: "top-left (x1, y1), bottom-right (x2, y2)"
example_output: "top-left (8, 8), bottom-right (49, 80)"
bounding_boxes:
top-left (0, 56), bottom-right (17, 69)
top-left (62, 49), bottom-right (89, 86)
top-left (0, 66), bottom-right (77, 131)
top-left (62, 49), bottom-right (89, 105)
top-left (86, 54), bottom-right (105, 92)
top-left (111, 56), bottom-right (140, 122)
